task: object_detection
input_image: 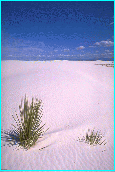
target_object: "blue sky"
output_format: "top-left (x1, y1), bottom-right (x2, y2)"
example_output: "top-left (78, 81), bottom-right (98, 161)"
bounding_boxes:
top-left (1, 1), bottom-right (114, 61)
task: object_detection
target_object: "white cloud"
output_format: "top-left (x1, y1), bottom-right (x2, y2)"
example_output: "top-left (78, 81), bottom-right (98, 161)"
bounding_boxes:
top-left (79, 54), bottom-right (84, 56)
top-left (105, 50), bottom-right (110, 52)
top-left (108, 52), bottom-right (113, 55)
top-left (89, 46), bottom-right (96, 48)
top-left (64, 49), bottom-right (70, 52)
top-left (22, 47), bottom-right (44, 52)
top-left (58, 54), bottom-right (63, 57)
top-left (101, 40), bottom-right (114, 46)
top-left (76, 46), bottom-right (85, 50)
top-left (37, 55), bottom-right (42, 57)
top-left (95, 40), bottom-right (114, 47)
top-left (54, 50), bottom-right (58, 52)
top-left (64, 54), bottom-right (70, 56)
top-left (95, 42), bottom-right (100, 46)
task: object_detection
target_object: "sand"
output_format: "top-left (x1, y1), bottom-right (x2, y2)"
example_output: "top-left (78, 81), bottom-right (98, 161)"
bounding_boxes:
top-left (1, 60), bottom-right (114, 170)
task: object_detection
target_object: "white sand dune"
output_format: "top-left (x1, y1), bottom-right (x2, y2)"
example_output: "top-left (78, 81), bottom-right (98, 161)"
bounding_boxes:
top-left (1, 60), bottom-right (114, 170)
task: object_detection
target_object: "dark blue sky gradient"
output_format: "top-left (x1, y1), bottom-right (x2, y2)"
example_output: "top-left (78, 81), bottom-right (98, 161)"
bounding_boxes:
top-left (1, 1), bottom-right (114, 61)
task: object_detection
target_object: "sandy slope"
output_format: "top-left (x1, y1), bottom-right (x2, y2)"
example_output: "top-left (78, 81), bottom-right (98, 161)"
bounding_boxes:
top-left (1, 60), bottom-right (114, 170)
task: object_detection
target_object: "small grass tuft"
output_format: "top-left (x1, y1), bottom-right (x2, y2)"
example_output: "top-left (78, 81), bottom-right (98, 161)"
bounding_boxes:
top-left (77, 128), bottom-right (107, 146)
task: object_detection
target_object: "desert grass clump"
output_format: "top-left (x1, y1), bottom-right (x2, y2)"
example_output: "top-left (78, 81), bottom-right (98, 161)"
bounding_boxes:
top-left (77, 129), bottom-right (107, 146)
top-left (85, 129), bottom-right (107, 146)
top-left (2, 95), bottom-right (48, 150)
